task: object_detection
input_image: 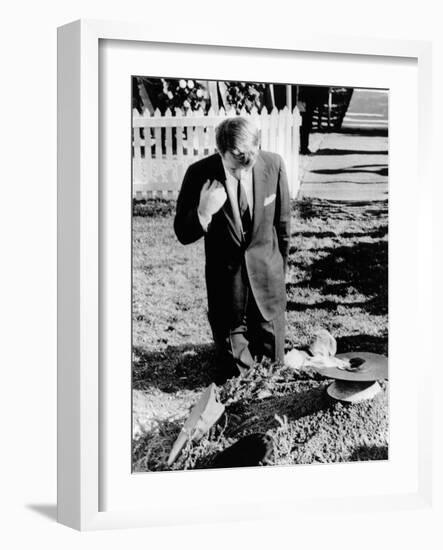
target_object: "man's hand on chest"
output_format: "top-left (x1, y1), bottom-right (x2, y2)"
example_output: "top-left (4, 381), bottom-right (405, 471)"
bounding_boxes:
top-left (197, 179), bottom-right (227, 230)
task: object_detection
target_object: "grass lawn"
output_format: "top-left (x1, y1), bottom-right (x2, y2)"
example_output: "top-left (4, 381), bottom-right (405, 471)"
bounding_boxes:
top-left (132, 197), bottom-right (388, 472)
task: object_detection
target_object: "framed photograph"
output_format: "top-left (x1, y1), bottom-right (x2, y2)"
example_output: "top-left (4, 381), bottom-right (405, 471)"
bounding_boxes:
top-left (57, 19), bottom-right (433, 530)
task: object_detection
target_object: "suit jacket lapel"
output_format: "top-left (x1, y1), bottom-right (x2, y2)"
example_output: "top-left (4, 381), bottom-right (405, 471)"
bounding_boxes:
top-left (212, 154), bottom-right (243, 245)
top-left (251, 153), bottom-right (267, 240)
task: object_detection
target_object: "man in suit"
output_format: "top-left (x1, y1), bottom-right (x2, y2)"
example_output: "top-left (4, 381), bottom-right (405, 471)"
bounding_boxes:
top-left (174, 117), bottom-right (290, 384)
top-left (297, 85), bottom-right (328, 155)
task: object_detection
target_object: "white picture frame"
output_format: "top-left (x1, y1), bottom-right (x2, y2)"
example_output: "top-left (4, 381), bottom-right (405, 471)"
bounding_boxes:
top-left (57, 19), bottom-right (433, 531)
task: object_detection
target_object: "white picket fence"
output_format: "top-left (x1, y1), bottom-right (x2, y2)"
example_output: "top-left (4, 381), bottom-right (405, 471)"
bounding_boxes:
top-left (132, 106), bottom-right (302, 199)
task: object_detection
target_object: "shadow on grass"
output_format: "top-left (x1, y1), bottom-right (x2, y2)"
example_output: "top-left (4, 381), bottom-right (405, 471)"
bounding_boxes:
top-left (287, 299), bottom-right (372, 312)
top-left (133, 343), bottom-right (216, 392)
top-left (290, 227), bottom-right (387, 241)
top-left (335, 128), bottom-right (388, 137)
top-left (335, 334), bottom-right (388, 356)
top-left (287, 239), bottom-right (388, 316)
top-left (349, 443), bottom-right (388, 461)
top-left (311, 166), bottom-right (388, 177)
top-left (292, 198), bottom-right (388, 221)
top-left (314, 148), bottom-right (388, 156)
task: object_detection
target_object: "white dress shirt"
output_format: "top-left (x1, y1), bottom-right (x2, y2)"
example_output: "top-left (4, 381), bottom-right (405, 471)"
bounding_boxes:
top-left (225, 163), bottom-right (254, 218)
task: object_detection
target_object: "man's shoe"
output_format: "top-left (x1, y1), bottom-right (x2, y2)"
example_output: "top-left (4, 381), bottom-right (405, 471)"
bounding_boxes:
top-left (213, 370), bottom-right (229, 385)
top-left (213, 366), bottom-right (238, 386)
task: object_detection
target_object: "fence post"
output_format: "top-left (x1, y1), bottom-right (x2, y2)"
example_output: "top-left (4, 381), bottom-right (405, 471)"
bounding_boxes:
top-left (327, 87), bottom-right (332, 130)
top-left (269, 108), bottom-right (278, 152)
top-left (164, 108), bottom-right (173, 190)
top-left (175, 108), bottom-right (184, 185)
top-left (143, 114), bottom-right (152, 194)
top-left (196, 108), bottom-right (205, 157)
top-left (283, 107), bottom-right (292, 184)
top-left (132, 109), bottom-right (143, 191)
top-left (290, 106), bottom-right (302, 199)
top-left (260, 106), bottom-right (269, 150)
top-left (207, 107), bottom-right (216, 153)
top-left (285, 84), bottom-right (292, 109)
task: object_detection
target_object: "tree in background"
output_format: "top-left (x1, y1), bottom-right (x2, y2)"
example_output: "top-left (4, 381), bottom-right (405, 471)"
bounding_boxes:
top-left (163, 78), bottom-right (208, 112)
top-left (133, 77), bottom-right (277, 115)
top-left (223, 82), bottom-right (266, 113)
top-left (133, 76), bottom-right (208, 114)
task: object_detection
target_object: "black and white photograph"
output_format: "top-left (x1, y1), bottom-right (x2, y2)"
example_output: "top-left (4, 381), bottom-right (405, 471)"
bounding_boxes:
top-left (131, 76), bottom-right (389, 472)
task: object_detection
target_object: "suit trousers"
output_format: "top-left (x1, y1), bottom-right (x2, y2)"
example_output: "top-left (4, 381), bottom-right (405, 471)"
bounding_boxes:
top-left (208, 260), bottom-right (285, 381)
top-left (300, 107), bottom-right (314, 153)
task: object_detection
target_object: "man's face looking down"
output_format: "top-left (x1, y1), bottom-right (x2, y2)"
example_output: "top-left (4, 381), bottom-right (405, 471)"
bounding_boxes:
top-left (222, 148), bottom-right (258, 180)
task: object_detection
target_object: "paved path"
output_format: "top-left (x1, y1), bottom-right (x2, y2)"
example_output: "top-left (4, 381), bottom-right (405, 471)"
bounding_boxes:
top-left (299, 132), bottom-right (388, 201)
top-left (341, 88), bottom-right (388, 130)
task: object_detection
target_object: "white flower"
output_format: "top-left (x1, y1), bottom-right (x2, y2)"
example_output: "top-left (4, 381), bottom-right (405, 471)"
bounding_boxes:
top-left (187, 79), bottom-right (194, 89)
top-left (196, 89), bottom-right (203, 98)
top-left (179, 79), bottom-right (187, 88)
top-left (167, 91), bottom-right (173, 99)
top-left (183, 100), bottom-right (190, 108)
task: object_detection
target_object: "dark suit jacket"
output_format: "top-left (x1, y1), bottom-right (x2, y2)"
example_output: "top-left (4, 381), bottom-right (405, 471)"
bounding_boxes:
top-left (174, 151), bottom-right (290, 322)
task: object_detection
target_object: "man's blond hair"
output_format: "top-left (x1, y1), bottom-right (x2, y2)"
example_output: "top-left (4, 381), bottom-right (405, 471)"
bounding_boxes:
top-left (215, 117), bottom-right (260, 167)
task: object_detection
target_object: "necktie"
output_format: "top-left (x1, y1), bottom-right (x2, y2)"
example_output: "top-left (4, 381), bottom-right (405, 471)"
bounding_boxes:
top-left (237, 178), bottom-right (252, 242)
